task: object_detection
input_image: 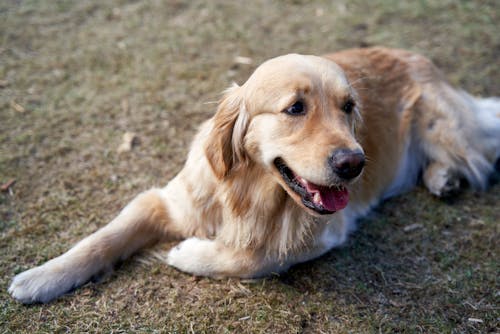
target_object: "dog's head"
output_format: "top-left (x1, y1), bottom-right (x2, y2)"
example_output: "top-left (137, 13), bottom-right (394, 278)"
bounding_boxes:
top-left (205, 54), bottom-right (364, 215)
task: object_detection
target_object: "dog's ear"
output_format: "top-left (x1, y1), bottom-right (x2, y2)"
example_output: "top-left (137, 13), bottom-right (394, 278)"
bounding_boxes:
top-left (205, 84), bottom-right (249, 179)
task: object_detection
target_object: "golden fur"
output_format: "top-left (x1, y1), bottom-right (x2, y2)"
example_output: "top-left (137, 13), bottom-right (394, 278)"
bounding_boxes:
top-left (9, 47), bottom-right (500, 303)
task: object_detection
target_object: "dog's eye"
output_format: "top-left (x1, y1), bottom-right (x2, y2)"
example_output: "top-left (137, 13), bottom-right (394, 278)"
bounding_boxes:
top-left (284, 101), bottom-right (306, 116)
top-left (342, 99), bottom-right (355, 114)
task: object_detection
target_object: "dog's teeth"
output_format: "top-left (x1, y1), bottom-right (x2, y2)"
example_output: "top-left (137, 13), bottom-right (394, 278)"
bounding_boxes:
top-left (313, 192), bottom-right (321, 204)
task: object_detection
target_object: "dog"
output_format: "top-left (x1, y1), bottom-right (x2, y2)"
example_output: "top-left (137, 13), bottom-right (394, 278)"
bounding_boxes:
top-left (9, 47), bottom-right (500, 304)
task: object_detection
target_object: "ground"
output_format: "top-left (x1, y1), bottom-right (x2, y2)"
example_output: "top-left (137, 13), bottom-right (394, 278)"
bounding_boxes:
top-left (0, 1), bottom-right (499, 333)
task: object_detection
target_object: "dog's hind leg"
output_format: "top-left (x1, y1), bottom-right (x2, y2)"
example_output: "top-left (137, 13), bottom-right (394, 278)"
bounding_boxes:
top-left (9, 188), bottom-right (175, 304)
top-left (416, 80), bottom-right (500, 196)
top-left (423, 161), bottom-right (461, 197)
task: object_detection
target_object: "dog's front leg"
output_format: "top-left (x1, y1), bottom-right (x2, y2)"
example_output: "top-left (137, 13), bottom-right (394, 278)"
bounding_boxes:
top-left (9, 188), bottom-right (174, 304)
top-left (166, 219), bottom-right (349, 279)
top-left (166, 238), bottom-right (287, 278)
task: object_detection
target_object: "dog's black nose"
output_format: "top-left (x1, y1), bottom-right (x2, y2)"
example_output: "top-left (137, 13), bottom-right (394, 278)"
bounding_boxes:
top-left (329, 149), bottom-right (365, 180)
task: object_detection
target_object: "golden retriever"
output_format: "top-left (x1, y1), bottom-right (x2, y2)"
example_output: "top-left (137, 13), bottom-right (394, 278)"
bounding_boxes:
top-left (9, 47), bottom-right (500, 303)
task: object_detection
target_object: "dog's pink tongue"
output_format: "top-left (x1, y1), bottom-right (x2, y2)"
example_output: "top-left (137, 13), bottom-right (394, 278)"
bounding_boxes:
top-left (305, 183), bottom-right (349, 212)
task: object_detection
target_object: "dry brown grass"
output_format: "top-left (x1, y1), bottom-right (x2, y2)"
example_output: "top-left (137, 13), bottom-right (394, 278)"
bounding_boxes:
top-left (1, 1), bottom-right (499, 332)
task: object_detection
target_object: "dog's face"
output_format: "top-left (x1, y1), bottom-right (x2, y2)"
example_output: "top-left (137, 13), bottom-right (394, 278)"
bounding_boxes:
top-left (206, 54), bottom-right (365, 216)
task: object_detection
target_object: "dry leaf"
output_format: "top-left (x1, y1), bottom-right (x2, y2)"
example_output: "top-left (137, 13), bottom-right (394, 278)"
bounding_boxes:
top-left (403, 223), bottom-right (423, 232)
top-left (234, 56), bottom-right (252, 65)
top-left (467, 318), bottom-right (483, 323)
top-left (10, 100), bottom-right (25, 113)
top-left (1, 179), bottom-right (16, 192)
top-left (117, 132), bottom-right (139, 153)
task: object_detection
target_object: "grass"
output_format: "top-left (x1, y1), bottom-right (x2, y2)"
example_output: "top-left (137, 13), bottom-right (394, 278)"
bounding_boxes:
top-left (0, 0), bottom-right (499, 332)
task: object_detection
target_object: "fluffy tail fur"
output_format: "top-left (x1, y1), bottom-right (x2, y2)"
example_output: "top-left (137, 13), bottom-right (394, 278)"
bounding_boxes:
top-left (451, 92), bottom-right (500, 189)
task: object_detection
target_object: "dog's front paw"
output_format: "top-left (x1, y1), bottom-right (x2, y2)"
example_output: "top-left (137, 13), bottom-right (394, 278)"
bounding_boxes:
top-left (9, 259), bottom-right (81, 304)
top-left (167, 238), bottom-right (216, 276)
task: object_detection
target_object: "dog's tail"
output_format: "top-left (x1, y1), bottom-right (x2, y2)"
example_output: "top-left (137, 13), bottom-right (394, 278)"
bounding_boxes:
top-left (460, 92), bottom-right (500, 188)
top-left (473, 95), bottom-right (500, 159)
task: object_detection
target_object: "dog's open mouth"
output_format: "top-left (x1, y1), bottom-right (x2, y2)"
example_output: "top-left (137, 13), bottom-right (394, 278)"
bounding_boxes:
top-left (274, 158), bottom-right (349, 215)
